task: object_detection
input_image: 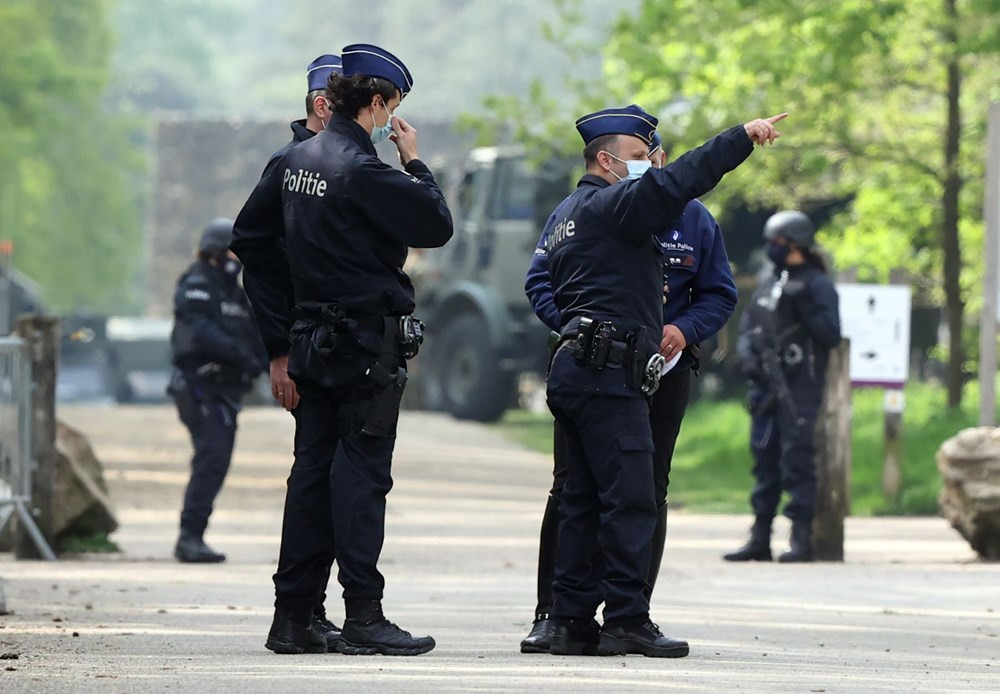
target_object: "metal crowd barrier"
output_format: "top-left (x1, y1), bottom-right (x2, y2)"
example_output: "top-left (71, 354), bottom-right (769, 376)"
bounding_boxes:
top-left (0, 336), bottom-right (56, 560)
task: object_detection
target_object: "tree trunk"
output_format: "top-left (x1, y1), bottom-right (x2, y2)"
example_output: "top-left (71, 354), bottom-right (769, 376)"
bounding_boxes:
top-left (942, 0), bottom-right (964, 409)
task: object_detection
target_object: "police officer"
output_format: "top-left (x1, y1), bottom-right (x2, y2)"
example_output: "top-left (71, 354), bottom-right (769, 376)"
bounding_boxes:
top-left (521, 130), bottom-right (738, 653)
top-left (245, 44), bottom-right (452, 656)
top-left (231, 53), bottom-right (343, 650)
top-left (169, 218), bottom-right (265, 563)
top-left (233, 53), bottom-right (341, 411)
top-left (536, 104), bottom-right (783, 658)
top-left (724, 211), bottom-right (841, 563)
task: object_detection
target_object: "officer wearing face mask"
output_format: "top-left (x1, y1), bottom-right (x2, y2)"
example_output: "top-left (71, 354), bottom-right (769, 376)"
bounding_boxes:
top-left (530, 104), bottom-right (784, 658)
top-left (168, 218), bottom-right (266, 563)
top-left (521, 129), bottom-right (738, 653)
top-left (262, 43), bottom-right (452, 657)
top-left (231, 53), bottom-right (344, 651)
top-left (725, 210), bottom-right (840, 564)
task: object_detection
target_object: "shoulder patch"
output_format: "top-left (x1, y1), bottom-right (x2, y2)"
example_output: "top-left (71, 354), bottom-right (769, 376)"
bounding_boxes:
top-left (184, 288), bottom-right (211, 301)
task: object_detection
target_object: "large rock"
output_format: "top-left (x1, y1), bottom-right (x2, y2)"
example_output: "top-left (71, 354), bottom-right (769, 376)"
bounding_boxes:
top-left (52, 421), bottom-right (118, 541)
top-left (937, 427), bottom-right (1000, 560)
top-left (0, 420), bottom-right (119, 553)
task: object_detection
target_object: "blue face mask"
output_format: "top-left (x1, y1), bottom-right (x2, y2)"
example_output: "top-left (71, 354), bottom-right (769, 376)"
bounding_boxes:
top-left (625, 159), bottom-right (652, 180)
top-left (605, 152), bottom-right (652, 181)
top-left (370, 101), bottom-right (394, 144)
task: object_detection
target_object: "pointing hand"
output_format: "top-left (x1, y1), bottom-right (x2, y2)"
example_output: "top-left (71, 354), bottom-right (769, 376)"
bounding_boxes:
top-left (744, 113), bottom-right (787, 146)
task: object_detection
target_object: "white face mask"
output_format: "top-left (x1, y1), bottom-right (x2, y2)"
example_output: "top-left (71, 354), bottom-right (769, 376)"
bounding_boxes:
top-left (604, 152), bottom-right (652, 181)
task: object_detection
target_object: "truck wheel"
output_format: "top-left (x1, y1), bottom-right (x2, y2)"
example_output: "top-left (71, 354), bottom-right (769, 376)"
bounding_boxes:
top-left (436, 313), bottom-right (516, 422)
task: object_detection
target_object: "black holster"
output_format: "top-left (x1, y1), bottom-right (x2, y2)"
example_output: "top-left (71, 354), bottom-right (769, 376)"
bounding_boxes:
top-left (624, 326), bottom-right (647, 390)
top-left (569, 318), bottom-right (627, 370)
top-left (360, 364), bottom-right (407, 437)
top-left (356, 316), bottom-right (407, 438)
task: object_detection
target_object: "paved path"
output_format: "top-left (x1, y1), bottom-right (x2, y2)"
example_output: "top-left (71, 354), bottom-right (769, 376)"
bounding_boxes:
top-left (0, 405), bottom-right (997, 692)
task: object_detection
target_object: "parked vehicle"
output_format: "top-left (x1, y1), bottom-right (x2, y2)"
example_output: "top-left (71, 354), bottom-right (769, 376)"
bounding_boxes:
top-left (412, 147), bottom-right (575, 421)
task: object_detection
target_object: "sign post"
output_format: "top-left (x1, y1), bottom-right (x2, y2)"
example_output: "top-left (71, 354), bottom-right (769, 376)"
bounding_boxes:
top-left (837, 283), bottom-right (912, 505)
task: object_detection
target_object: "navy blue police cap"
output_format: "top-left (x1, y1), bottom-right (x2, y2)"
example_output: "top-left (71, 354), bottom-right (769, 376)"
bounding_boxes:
top-left (649, 132), bottom-right (662, 155)
top-left (341, 43), bottom-right (413, 97)
top-left (307, 54), bottom-right (343, 92)
top-left (575, 104), bottom-right (659, 146)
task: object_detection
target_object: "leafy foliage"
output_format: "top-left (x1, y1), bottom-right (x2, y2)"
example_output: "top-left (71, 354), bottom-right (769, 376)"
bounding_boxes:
top-left (0, 0), bottom-right (145, 313)
top-left (475, 0), bottom-right (1000, 406)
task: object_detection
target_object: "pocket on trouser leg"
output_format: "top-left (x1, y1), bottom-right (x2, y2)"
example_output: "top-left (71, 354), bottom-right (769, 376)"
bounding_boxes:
top-left (617, 436), bottom-right (656, 453)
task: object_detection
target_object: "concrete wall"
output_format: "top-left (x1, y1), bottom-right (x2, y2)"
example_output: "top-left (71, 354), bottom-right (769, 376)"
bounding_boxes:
top-left (144, 118), bottom-right (472, 316)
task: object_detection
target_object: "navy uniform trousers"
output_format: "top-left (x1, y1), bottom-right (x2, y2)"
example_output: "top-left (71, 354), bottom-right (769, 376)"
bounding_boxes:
top-left (748, 368), bottom-right (823, 523)
top-left (536, 367), bottom-right (691, 618)
top-left (173, 379), bottom-right (241, 539)
top-left (547, 383), bottom-right (662, 626)
top-left (272, 382), bottom-right (397, 610)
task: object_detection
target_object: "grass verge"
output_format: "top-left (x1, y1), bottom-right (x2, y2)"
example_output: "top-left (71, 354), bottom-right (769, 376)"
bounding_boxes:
top-left (494, 381), bottom-right (980, 515)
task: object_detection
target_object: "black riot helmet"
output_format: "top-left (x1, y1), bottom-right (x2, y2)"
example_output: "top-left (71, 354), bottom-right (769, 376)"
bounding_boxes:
top-left (763, 210), bottom-right (815, 248)
top-left (198, 217), bottom-right (234, 255)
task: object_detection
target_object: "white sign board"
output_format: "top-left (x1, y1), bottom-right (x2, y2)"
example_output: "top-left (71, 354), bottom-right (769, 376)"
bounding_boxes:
top-left (837, 283), bottom-right (911, 387)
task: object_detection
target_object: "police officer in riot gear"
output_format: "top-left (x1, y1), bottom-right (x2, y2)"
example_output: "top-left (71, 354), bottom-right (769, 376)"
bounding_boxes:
top-left (522, 131), bottom-right (738, 653)
top-left (231, 53), bottom-right (343, 650)
top-left (536, 104), bottom-right (783, 658)
top-left (725, 210), bottom-right (841, 563)
top-left (169, 218), bottom-right (265, 563)
top-left (236, 43), bottom-right (452, 656)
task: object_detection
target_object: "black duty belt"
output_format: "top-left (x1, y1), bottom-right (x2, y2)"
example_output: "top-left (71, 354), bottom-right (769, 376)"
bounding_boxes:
top-left (296, 303), bottom-right (424, 361)
top-left (557, 317), bottom-right (667, 395)
top-left (561, 333), bottom-right (629, 369)
top-left (559, 317), bottom-right (631, 370)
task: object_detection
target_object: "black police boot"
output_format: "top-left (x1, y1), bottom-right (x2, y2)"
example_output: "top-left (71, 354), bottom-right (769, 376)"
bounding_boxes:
top-left (778, 520), bottom-right (815, 563)
top-left (521, 493), bottom-right (561, 654)
top-left (646, 502), bottom-right (669, 595)
top-left (312, 605), bottom-right (343, 651)
top-left (598, 622), bottom-right (689, 658)
top-left (520, 615), bottom-right (557, 654)
top-left (722, 516), bottom-right (773, 562)
top-left (549, 618), bottom-right (601, 656)
top-left (173, 531), bottom-right (226, 563)
top-left (337, 599), bottom-right (435, 656)
top-left (265, 607), bottom-right (328, 654)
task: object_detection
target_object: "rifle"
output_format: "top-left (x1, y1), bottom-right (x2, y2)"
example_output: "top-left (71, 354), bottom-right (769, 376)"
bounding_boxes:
top-left (746, 270), bottom-right (806, 438)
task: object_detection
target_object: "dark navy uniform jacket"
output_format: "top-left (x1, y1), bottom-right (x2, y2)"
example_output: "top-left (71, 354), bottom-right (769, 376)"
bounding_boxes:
top-left (170, 259), bottom-right (266, 382)
top-left (280, 114), bottom-right (453, 315)
top-left (526, 199), bottom-right (737, 371)
top-left (538, 125), bottom-right (753, 398)
top-left (232, 119), bottom-right (315, 362)
top-left (737, 261), bottom-right (841, 389)
top-left (275, 115), bottom-right (452, 389)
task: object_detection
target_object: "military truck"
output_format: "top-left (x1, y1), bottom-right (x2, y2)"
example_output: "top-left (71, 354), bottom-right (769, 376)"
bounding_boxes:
top-left (411, 147), bottom-right (575, 422)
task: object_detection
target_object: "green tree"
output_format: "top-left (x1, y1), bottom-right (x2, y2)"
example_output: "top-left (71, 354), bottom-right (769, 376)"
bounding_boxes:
top-left (0, 0), bottom-right (145, 313)
top-left (535, 0), bottom-right (999, 408)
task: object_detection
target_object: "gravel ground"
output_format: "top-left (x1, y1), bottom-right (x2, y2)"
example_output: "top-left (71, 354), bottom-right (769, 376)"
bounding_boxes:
top-left (0, 404), bottom-right (996, 693)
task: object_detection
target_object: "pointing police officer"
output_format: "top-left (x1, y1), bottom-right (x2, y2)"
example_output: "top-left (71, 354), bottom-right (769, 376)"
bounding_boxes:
top-left (725, 211), bottom-right (841, 563)
top-left (253, 44), bottom-right (453, 656)
top-left (536, 104), bottom-right (784, 657)
top-left (231, 53), bottom-right (344, 649)
top-left (521, 129), bottom-right (738, 653)
top-left (169, 218), bottom-right (266, 563)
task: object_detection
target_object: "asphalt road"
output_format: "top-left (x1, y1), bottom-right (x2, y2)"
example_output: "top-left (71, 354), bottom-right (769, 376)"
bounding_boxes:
top-left (0, 405), bottom-right (996, 693)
